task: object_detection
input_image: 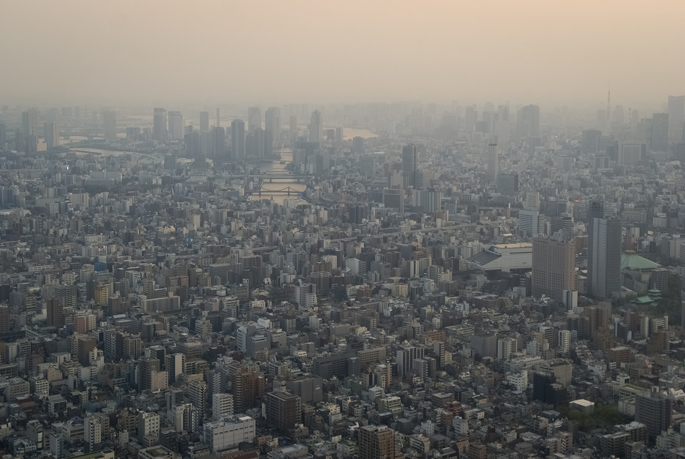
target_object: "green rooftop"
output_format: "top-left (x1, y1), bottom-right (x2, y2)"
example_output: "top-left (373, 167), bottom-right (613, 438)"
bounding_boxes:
top-left (621, 251), bottom-right (660, 270)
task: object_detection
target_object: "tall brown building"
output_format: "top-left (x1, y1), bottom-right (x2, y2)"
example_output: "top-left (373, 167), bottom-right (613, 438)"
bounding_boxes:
top-left (265, 391), bottom-right (301, 433)
top-left (47, 298), bottom-right (65, 328)
top-left (532, 236), bottom-right (577, 301)
top-left (358, 425), bottom-right (400, 459)
top-left (231, 364), bottom-right (264, 413)
top-left (0, 305), bottom-right (9, 334)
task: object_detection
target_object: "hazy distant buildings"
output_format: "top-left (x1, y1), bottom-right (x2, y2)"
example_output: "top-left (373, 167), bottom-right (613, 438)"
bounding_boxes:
top-left (668, 95), bottom-right (684, 141)
top-left (44, 122), bottom-right (59, 150)
top-left (22, 109), bottom-right (39, 152)
top-left (168, 111), bottom-right (184, 141)
top-left (265, 107), bottom-right (281, 147)
top-left (309, 110), bottom-right (323, 143)
top-left (402, 144), bottom-right (418, 189)
top-left (247, 107), bottom-right (261, 133)
top-left (102, 110), bottom-right (117, 140)
top-left (200, 111), bottom-right (209, 133)
top-left (517, 105), bottom-right (540, 139)
top-left (153, 108), bottom-right (168, 142)
top-left (488, 143), bottom-right (498, 183)
top-left (211, 127), bottom-right (226, 159)
top-left (650, 113), bottom-right (669, 152)
top-left (231, 120), bottom-right (246, 160)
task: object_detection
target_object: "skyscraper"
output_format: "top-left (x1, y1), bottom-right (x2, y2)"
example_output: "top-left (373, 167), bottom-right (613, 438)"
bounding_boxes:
top-left (44, 122), bottom-right (59, 150)
top-left (168, 111), bottom-right (184, 140)
top-left (265, 107), bottom-right (281, 147)
top-left (189, 380), bottom-right (207, 420)
top-left (231, 119), bottom-right (246, 160)
top-left (139, 357), bottom-right (160, 391)
top-left (358, 425), bottom-right (398, 459)
top-left (635, 390), bottom-right (672, 441)
top-left (517, 105), bottom-right (540, 139)
top-left (308, 110), bottom-right (323, 143)
top-left (587, 201), bottom-right (622, 298)
top-left (265, 391), bottom-right (301, 433)
top-left (650, 113), bottom-right (669, 152)
top-left (0, 123), bottom-right (6, 151)
top-left (102, 110), bottom-right (117, 140)
top-left (289, 115), bottom-right (298, 144)
top-left (247, 107), bottom-right (261, 133)
top-left (153, 108), bottom-right (168, 142)
top-left (532, 236), bottom-right (577, 301)
top-left (211, 127), bottom-right (226, 159)
top-left (21, 109), bottom-right (39, 152)
top-left (487, 143), bottom-right (498, 183)
top-left (668, 96), bottom-right (684, 142)
top-left (200, 111), bottom-right (209, 133)
top-left (402, 144), bottom-right (418, 189)
top-left (47, 298), bottom-right (65, 328)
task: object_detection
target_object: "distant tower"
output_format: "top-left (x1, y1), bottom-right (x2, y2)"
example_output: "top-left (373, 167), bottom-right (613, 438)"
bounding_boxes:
top-left (231, 119), bottom-right (246, 160)
top-left (153, 108), bottom-right (168, 142)
top-left (102, 110), bottom-right (117, 140)
top-left (606, 86), bottom-right (611, 130)
top-left (44, 122), bottom-right (59, 149)
top-left (488, 143), bottom-right (498, 183)
top-left (216, 108), bottom-right (220, 128)
top-left (248, 107), bottom-right (261, 133)
top-left (308, 110), bottom-right (323, 143)
top-left (200, 112), bottom-right (209, 133)
top-left (401, 144), bottom-right (418, 189)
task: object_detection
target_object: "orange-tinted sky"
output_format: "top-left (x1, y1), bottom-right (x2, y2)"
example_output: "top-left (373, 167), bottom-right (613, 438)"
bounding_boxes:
top-left (1, 0), bottom-right (683, 107)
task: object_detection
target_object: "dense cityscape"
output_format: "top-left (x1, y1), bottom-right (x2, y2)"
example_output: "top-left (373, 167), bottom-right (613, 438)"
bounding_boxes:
top-left (0, 95), bottom-right (683, 459)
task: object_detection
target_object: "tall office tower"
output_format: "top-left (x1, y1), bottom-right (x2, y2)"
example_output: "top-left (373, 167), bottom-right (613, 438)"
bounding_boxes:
top-left (289, 115), bottom-right (298, 143)
top-left (635, 390), bottom-right (672, 440)
top-left (487, 143), bottom-right (498, 183)
top-left (189, 380), bottom-right (207, 420)
top-left (211, 127), bottom-right (226, 159)
top-left (253, 127), bottom-right (265, 158)
top-left (358, 425), bottom-right (398, 459)
top-left (517, 104), bottom-right (541, 138)
top-left (153, 108), bottom-right (168, 142)
top-left (668, 96), bottom-right (684, 141)
top-left (650, 113), bottom-right (669, 152)
top-left (402, 144), bottom-right (418, 189)
top-left (212, 393), bottom-right (234, 421)
top-left (247, 107), bottom-right (261, 133)
top-left (165, 353), bottom-right (185, 385)
top-left (139, 357), bottom-right (160, 391)
top-left (265, 107), bottom-right (281, 145)
top-left (587, 201), bottom-right (622, 298)
top-left (101, 110), bottom-right (116, 140)
top-left (216, 108), bottom-right (220, 128)
top-left (200, 111), bottom-right (209, 133)
top-left (382, 188), bottom-right (404, 213)
top-left (83, 414), bottom-right (102, 452)
top-left (44, 122), bottom-right (59, 149)
top-left (47, 299), bottom-right (65, 328)
top-left (0, 305), bottom-right (9, 334)
top-left (532, 236), bottom-right (577, 301)
top-left (231, 364), bottom-right (263, 413)
top-left (308, 110), bottom-right (323, 143)
top-left (231, 119), bottom-right (246, 160)
top-left (168, 111), bottom-right (184, 140)
top-left (265, 392), bottom-right (302, 433)
top-left (21, 109), bottom-right (39, 152)
top-left (0, 123), bottom-right (6, 151)
top-left (396, 345), bottom-right (425, 376)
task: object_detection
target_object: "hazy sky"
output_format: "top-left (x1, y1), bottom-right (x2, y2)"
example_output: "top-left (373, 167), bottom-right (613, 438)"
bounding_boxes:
top-left (2, 1), bottom-right (683, 107)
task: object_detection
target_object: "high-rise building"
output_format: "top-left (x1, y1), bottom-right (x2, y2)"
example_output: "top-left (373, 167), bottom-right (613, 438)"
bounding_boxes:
top-left (211, 127), bottom-right (226, 159)
top-left (497, 173), bottom-right (518, 195)
top-left (587, 201), bottom-right (622, 298)
top-left (265, 391), bottom-right (301, 432)
top-left (231, 119), bottom-right (246, 160)
top-left (44, 122), bottom-right (59, 149)
top-left (517, 105), bottom-right (540, 139)
top-left (532, 236), bottom-right (577, 301)
top-left (139, 357), bottom-right (160, 391)
top-left (382, 188), bottom-right (404, 213)
top-left (102, 110), bottom-right (117, 140)
top-left (247, 107), bottom-right (261, 133)
top-left (137, 412), bottom-right (160, 443)
top-left (308, 110), bottom-right (323, 143)
top-left (650, 113), bottom-right (669, 152)
top-left (0, 305), bottom-right (9, 334)
top-left (396, 345), bottom-right (425, 376)
top-left (635, 390), bottom-right (672, 440)
top-left (231, 364), bottom-right (263, 413)
top-left (289, 115), bottom-right (298, 144)
top-left (189, 380), bottom-right (207, 420)
top-left (668, 96), bottom-right (684, 141)
top-left (165, 353), bottom-right (185, 385)
top-left (265, 107), bottom-right (281, 146)
top-left (22, 109), bottom-right (39, 152)
top-left (200, 111), bottom-right (210, 133)
top-left (0, 123), bottom-right (6, 151)
top-left (402, 144), bottom-right (418, 189)
top-left (84, 414), bottom-right (102, 452)
top-left (212, 393), bottom-right (234, 421)
top-left (153, 108), bottom-right (168, 142)
top-left (168, 111), bottom-right (184, 140)
top-left (488, 143), bottom-right (498, 183)
top-left (358, 425), bottom-right (398, 459)
top-left (47, 298), bottom-right (65, 328)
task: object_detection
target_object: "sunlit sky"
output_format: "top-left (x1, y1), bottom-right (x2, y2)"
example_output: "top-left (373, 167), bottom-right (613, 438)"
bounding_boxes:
top-left (1, 1), bottom-right (683, 108)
